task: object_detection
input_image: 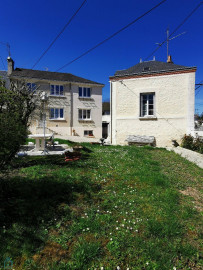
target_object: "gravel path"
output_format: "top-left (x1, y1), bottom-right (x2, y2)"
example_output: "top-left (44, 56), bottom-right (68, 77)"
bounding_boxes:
top-left (166, 146), bottom-right (203, 169)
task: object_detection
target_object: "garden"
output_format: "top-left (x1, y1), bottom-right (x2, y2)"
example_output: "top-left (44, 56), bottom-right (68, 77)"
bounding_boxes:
top-left (0, 142), bottom-right (202, 270)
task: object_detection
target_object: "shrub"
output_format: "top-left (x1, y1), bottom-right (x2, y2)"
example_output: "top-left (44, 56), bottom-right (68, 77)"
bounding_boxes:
top-left (181, 134), bottom-right (203, 154)
top-left (0, 80), bottom-right (39, 169)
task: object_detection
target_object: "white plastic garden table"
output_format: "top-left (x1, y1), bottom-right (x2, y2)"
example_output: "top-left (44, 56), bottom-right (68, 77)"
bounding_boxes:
top-left (28, 134), bottom-right (52, 151)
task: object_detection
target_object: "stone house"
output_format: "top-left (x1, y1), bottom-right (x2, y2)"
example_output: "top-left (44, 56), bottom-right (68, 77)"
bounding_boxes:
top-left (109, 57), bottom-right (196, 147)
top-left (6, 57), bottom-right (104, 139)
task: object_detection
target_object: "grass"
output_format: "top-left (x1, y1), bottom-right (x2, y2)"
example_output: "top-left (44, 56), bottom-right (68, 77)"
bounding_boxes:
top-left (0, 145), bottom-right (202, 270)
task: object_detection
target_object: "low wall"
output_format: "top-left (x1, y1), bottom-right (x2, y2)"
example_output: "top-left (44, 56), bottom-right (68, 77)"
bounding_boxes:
top-left (166, 146), bottom-right (203, 169)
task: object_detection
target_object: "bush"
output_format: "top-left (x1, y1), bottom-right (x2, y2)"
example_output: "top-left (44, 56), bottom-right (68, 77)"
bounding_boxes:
top-left (0, 80), bottom-right (38, 169)
top-left (181, 134), bottom-right (203, 154)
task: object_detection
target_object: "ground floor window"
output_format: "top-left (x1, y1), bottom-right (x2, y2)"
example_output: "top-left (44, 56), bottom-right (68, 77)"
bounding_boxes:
top-left (78, 109), bottom-right (91, 120)
top-left (140, 93), bottom-right (155, 117)
top-left (84, 130), bottom-right (93, 136)
top-left (50, 108), bottom-right (64, 119)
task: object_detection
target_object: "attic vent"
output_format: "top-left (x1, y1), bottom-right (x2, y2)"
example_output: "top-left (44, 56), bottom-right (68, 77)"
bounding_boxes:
top-left (143, 67), bottom-right (150, 71)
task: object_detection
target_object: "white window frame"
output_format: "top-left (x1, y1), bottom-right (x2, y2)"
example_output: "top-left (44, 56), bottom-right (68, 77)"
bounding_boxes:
top-left (49, 108), bottom-right (64, 119)
top-left (78, 109), bottom-right (91, 120)
top-left (78, 87), bottom-right (91, 98)
top-left (50, 85), bottom-right (64, 96)
top-left (140, 93), bottom-right (155, 117)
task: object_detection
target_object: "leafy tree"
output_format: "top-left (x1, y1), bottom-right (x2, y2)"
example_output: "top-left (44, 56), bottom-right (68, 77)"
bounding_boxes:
top-left (0, 79), bottom-right (39, 169)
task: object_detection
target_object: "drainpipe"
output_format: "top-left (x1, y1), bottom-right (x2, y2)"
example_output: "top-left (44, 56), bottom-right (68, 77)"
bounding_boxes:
top-left (110, 81), bottom-right (112, 144)
top-left (70, 83), bottom-right (73, 136)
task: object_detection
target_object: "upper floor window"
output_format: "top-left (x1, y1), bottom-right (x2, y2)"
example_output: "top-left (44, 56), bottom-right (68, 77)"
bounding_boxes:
top-left (140, 93), bottom-right (155, 117)
top-left (50, 108), bottom-right (64, 119)
top-left (50, 85), bottom-right (64, 96)
top-left (78, 109), bottom-right (91, 120)
top-left (27, 83), bottom-right (36, 92)
top-left (79, 87), bottom-right (91, 98)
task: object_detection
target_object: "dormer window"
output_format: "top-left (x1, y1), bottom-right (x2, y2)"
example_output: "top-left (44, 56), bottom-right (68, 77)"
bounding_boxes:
top-left (143, 67), bottom-right (150, 71)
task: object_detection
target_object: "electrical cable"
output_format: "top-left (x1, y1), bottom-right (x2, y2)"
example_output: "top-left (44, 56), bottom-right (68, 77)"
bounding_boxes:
top-left (195, 80), bottom-right (203, 96)
top-left (56, 0), bottom-right (168, 71)
top-left (144, 2), bottom-right (203, 61)
top-left (119, 80), bottom-right (187, 135)
top-left (0, 56), bottom-right (6, 70)
top-left (32, 0), bottom-right (87, 69)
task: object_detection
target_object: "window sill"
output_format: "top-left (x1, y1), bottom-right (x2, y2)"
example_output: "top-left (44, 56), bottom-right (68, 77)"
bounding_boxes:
top-left (49, 95), bottom-right (66, 98)
top-left (139, 116), bottom-right (157, 120)
top-left (78, 97), bottom-right (93, 101)
top-left (78, 119), bottom-right (93, 123)
top-left (49, 118), bottom-right (66, 121)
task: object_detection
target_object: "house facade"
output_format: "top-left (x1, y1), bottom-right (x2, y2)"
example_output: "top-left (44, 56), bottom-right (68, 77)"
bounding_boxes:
top-left (109, 57), bottom-right (196, 147)
top-left (7, 57), bottom-right (104, 139)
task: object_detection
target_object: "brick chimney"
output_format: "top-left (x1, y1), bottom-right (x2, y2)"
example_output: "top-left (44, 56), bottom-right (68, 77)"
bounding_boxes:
top-left (7, 56), bottom-right (14, 75)
top-left (167, 55), bottom-right (173, 63)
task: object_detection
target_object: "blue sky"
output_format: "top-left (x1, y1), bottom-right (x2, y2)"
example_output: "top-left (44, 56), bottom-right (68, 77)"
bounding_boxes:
top-left (0, 0), bottom-right (202, 113)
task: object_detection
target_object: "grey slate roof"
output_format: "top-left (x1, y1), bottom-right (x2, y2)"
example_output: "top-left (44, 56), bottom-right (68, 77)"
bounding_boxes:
top-left (10, 68), bottom-right (104, 86)
top-left (113, 60), bottom-right (196, 77)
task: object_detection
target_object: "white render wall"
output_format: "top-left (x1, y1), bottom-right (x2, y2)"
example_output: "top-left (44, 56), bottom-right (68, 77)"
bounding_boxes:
top-left (27, 79), bottom-right (102, 139)
top-left (111, 72), bottom-right (196, 147)
top-left (71, 83), bottom-right (102, 138)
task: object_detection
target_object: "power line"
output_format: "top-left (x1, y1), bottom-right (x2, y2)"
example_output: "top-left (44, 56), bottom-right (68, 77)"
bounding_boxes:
top-left (0, 41), bottom-right (11, 56)
top-left (32, 0), bottom-right (88, 69)
top-left (0, 55), bottom-right (6, 70)
top-left (195, 80), bottom-right (203, 96)
top-left (145, 2), bottom-right (203, 61)
top-left (56, 0), bottom-right (168, 72)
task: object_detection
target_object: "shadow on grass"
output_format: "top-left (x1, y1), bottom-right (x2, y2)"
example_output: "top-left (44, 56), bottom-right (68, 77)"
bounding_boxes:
top-left (0, 146), bottom-right (99, 259)
top-left (9, 147), bottom-right (92, 170)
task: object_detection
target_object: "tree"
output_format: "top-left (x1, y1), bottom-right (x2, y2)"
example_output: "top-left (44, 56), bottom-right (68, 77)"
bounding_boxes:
top-left (0, 79), bottom-right (39, 169)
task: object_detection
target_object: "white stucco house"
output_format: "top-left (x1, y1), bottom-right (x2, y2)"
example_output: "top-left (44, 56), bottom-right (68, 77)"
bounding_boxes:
top-left (109, 57), bottom-right (196, 147)
top-left (6, 57), bottom-right (104, 139)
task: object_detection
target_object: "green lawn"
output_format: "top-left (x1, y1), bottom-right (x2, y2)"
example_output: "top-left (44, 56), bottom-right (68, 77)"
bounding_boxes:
top-left (0, 144), bottom-right (202, 270)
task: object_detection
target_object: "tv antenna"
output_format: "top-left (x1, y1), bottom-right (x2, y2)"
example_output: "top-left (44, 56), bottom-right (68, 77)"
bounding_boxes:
top-left (156, 28), bottom-right (186, 59)
top-left (0, 41), bottom-right (11, 56)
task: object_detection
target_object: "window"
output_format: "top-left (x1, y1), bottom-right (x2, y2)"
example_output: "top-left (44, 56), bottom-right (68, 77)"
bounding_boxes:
top-left (50, 108), bottom-right (64, 119)
top-left (84, 130), bottom-right (93, 136)
top-left (140, 93), bottom-right (155, 117)
top-left (50, 85), bottom-right (64, 96)
top-left (78, 109), bottom-right (91, 120)
top-left (143, 67), bottom-right (150, 71)
top-left (27, 83), bottom-right (36, 92)
top-left (79, 87), bottom-right (91, 98)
